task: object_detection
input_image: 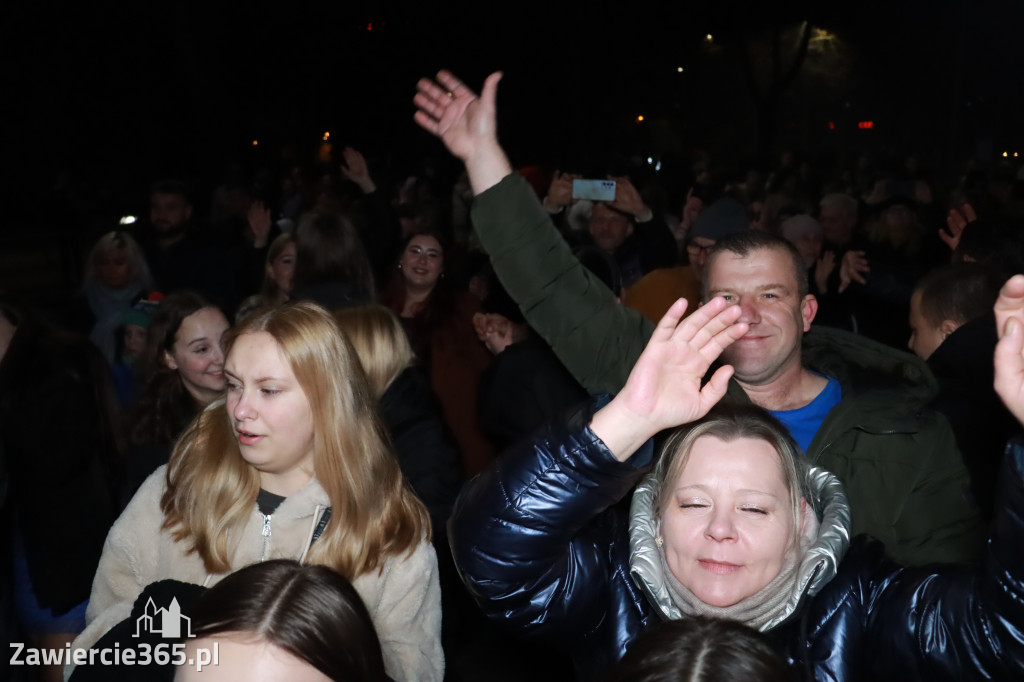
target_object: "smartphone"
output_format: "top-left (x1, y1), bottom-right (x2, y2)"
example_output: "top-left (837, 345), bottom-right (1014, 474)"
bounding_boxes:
top-left (572, 179), bottom-right (616, 202)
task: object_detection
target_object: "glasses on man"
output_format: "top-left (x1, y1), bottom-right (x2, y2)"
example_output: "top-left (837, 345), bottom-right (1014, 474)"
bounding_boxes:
top-left (686, 241), bottom-right (713, 256)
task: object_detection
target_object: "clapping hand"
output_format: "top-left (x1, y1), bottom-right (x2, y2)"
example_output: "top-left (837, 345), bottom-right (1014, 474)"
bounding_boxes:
top-left (815, 250), bottom-right (837, 294)
top-left (473, 312), bottom-right (516, 356)
top-left (942, 202), bottom-right (976, 252)
top-left (590, 297), bottom-right (748, 460)
top-left (839, 250), bottom-right (869, 293)
top-left (994, 275), bottom-right (1024, 425)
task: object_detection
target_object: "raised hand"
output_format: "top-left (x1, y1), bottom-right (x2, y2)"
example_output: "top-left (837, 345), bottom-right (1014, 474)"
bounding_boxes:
top-left (542, 170), bottom-right (580, 212)
top-left (414, 69), bottom-right (498, 158)
top-left (413, 71), bottom-right (512, 195)
top-left (247, 200), bottom-right (272, 249)
top-left (680, 188), bottom-right (703, 233)
top-left (993, 274), bottom-right (1024, 425)
top-left (839, 250), bottom-right (869, 293)
top-left (340, 147), bottom-right (376, 194)
top-left (590, 297), bottom-right (748, 460)
top-left (608, 175), bottom-right (651, 221)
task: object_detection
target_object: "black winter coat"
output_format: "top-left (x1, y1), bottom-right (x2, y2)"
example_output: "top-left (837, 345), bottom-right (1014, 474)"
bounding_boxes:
top-left (379, 366), bottom-right (462, 532)
top-left (0, 314), bottom-right (120, 613)
top-left (449, 404), bottom-right (1024, 681)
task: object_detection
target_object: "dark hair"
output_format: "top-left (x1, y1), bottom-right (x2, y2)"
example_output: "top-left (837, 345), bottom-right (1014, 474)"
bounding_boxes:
top-left (131, 292), bottom-right (217, 446)
top-left (955, 214), bottom-right (1024, 282)
top-left (292, 211), bottom-right (376, 300)
top-left (914, 262), bottom-right (1001, 327)
top-left (149, 179), bottom-right (192, 204)
top-left (702, 230), bottom-right (809, 299)
top-left (191, 560), bottom-right (389, 681)
top-left (607, 617), bottom-right (790, 682)
top-left (380, 229), bottom-right (456, 323)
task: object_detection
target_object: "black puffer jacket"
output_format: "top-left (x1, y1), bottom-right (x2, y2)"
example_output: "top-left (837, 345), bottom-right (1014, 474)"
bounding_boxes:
top-left (449, 403), bottom-right (1024, 681)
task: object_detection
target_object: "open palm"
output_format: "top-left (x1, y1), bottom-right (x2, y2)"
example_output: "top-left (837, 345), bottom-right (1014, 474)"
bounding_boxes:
top-left (414, 70), bottom-right (502, 163)
top-left (618, 297), bottom-right (747, 433)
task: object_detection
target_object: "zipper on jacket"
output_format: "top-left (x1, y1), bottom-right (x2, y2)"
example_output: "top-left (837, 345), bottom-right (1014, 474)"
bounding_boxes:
top-left (260, 514), bottom-right (273, 561)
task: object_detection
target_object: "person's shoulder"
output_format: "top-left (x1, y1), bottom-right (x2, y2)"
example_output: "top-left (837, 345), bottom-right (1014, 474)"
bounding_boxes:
top-left (107, 465), bottom-right (171, 549)
top-left (805, 325), bottom-right (936, 403)
top-left (805, 535), bottom-right (895, 616)
top-left (356, 537), bottom-right (438, 595)
top-left (129, 465), bottom-right (170, 507)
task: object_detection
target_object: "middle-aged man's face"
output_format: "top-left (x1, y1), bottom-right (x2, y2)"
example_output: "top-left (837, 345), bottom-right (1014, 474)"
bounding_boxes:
top-left (588, 204), bottom-right (633, 253)
top-left (704, 247), bottom-right (816, 386)
top-left (817, 204), bottom-right (855, 247)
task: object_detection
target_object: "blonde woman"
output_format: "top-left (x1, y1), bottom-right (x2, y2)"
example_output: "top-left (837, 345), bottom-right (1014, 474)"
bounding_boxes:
top-left (334, 304), bottom-right (461, 533)
top-left (77, 230), bottom-right (154, 364)
top-left (73, 302), bottom-right (443, 682)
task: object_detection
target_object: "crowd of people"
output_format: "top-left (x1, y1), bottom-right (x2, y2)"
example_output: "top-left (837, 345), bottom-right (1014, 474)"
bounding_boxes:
top-left (1, 68), bottom-right (1024, 681)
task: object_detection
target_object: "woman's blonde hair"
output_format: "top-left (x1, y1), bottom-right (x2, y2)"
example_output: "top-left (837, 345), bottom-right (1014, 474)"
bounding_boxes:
top-left (83, 230), bottom-right (153, 291)
top-left (333, 305), bottom-right (415, 398)
top-left (161, 301), bottom-right (429, 578)
top-left (654, 404), bottom-right (809, 549)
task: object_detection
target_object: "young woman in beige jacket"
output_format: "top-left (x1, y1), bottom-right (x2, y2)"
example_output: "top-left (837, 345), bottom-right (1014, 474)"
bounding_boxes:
top-left (71, 302), bottom-right (443, 682)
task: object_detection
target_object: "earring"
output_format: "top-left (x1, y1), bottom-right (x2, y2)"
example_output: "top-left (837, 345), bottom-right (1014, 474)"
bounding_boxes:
top-left (655, 536), bottom-right (664, 548)
top-left (398, 263), bottom-right (403, 270)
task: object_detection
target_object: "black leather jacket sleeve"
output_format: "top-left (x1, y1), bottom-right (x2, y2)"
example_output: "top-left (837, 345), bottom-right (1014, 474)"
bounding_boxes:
top-left (448, 400), bottom-right (652, 646)
top-left (849, 437), bottom-right (1024, 679)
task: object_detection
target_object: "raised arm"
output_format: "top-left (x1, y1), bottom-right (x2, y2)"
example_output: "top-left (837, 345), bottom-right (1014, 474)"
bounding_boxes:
top-left (414, 71), bottom-right (657, 394)
top-left (449, 300), bottom-right (744, 646)
top-left (856, 277), bottom-right (1024, 679)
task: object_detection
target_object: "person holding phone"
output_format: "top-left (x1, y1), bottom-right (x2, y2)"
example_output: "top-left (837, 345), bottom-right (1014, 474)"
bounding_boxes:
top-left (541, 170), bottom-right (676, 289)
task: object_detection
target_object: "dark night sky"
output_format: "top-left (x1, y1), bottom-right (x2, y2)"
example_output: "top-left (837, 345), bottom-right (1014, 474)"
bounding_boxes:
top-left (1, 0), bottom-right (1023, 230)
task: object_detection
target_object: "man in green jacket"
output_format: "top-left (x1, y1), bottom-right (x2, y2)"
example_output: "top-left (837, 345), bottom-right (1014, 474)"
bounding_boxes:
top-left (413, 69), bottom-right (984, 565)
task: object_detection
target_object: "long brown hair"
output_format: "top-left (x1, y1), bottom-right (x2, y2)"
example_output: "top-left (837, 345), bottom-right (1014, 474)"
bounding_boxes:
top-left (131, 292), bottom-right (217, 446)
top-left (160, 301), bottom-right (429, 578)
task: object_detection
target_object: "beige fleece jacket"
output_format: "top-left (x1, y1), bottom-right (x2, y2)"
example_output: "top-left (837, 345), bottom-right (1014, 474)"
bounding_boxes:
top-left (70, 467), bottom-right (444, 681)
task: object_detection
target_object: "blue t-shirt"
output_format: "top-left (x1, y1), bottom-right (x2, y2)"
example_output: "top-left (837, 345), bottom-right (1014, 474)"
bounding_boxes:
top-left (769, 376), bottom-right (842, 452)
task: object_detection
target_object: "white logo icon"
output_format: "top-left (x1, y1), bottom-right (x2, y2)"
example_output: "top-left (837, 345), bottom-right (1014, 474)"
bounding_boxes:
top-left (132, 597), bottom-right (195, 639)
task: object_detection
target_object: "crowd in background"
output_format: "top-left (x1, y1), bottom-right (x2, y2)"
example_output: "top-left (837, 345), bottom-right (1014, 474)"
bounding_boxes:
top-left (3, 85), bottom-right (1024, 681)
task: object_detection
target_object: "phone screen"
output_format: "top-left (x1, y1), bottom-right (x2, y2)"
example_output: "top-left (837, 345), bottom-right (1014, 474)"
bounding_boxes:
top-left (572, 179), bottom-right (616, 202)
